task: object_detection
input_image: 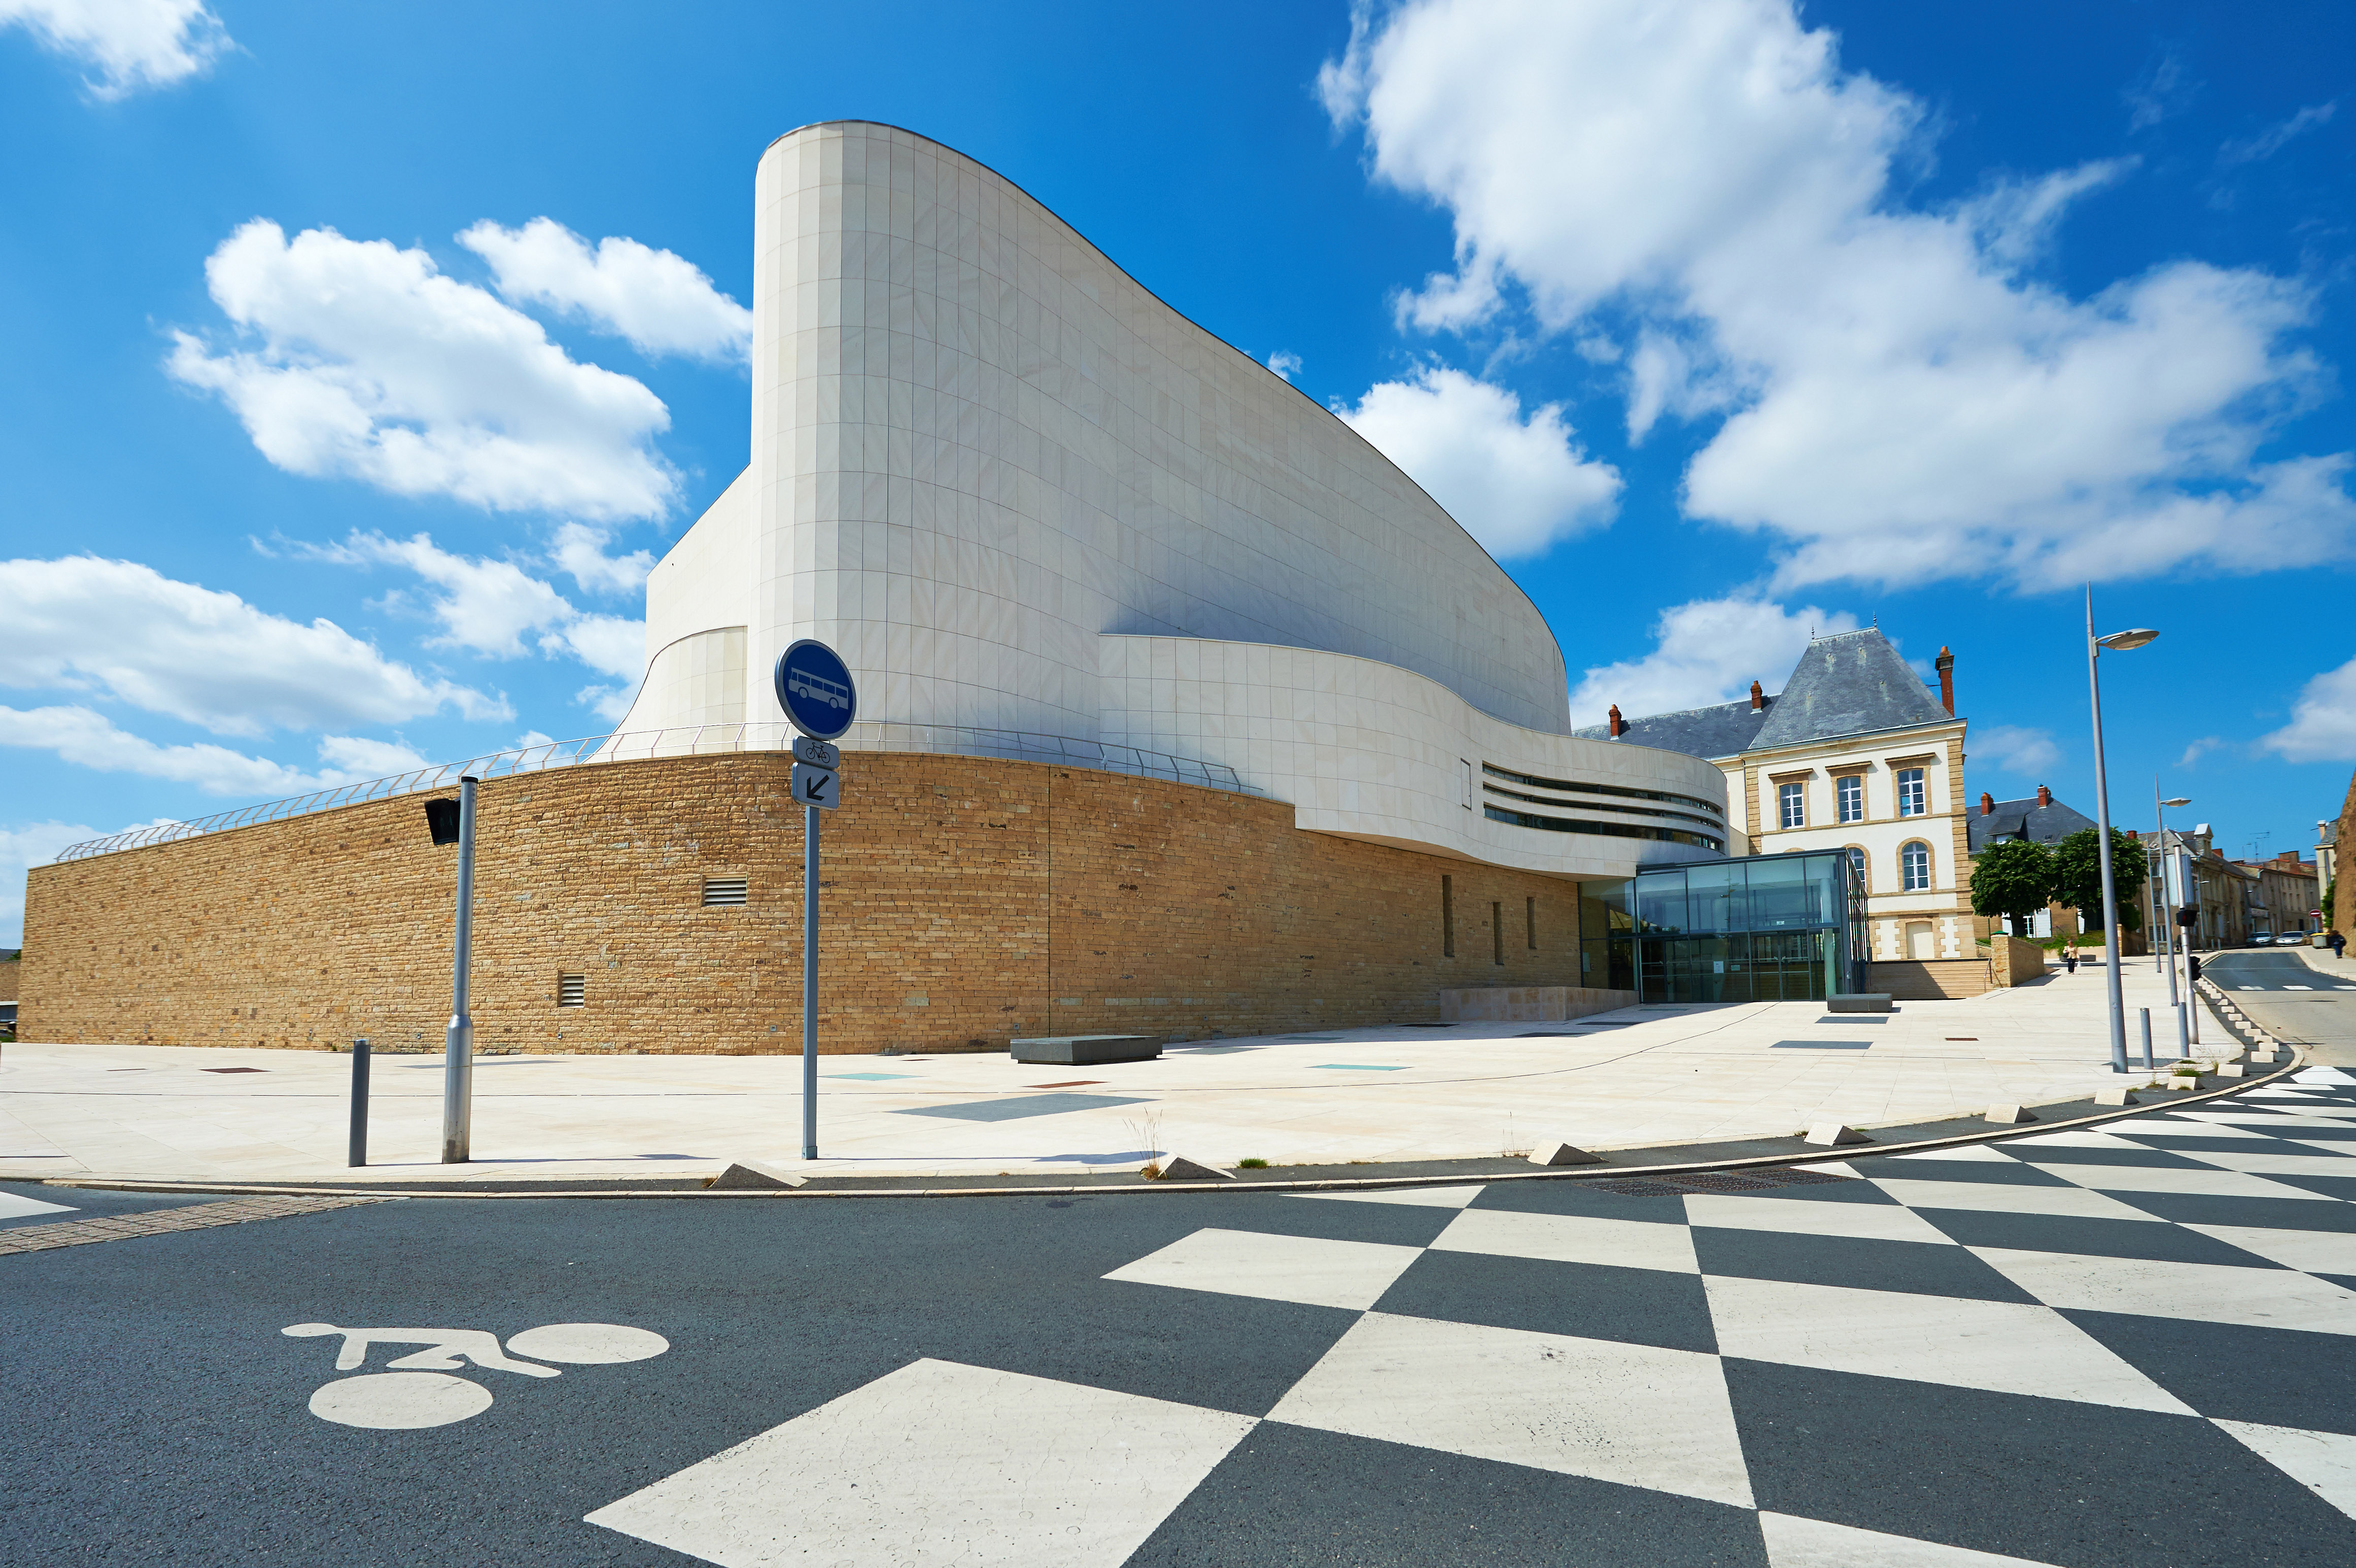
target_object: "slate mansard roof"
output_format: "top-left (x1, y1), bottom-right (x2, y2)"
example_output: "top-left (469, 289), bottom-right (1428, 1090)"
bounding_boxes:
top-left (1576, 629), bottom-right (1952, 761)
top-left (1967, 796), bottom-right (2099, 854)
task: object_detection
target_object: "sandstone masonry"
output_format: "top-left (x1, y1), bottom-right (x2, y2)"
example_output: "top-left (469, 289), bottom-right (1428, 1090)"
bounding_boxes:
top-left (21, 752), bottom-right (1591, 1054)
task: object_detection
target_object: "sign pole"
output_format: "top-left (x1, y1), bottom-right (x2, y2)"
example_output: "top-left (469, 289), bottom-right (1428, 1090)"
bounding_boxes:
top-left (442, 774), bottom-right (478, 1163)
top-left (803, 801), bottom-right (819, 1160)
top-left (774, 637), bottom-right (856, 1167)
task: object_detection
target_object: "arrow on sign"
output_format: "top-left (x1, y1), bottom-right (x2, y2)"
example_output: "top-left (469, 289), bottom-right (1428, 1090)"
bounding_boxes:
top-left (792, 761), bottom-right (839, 811)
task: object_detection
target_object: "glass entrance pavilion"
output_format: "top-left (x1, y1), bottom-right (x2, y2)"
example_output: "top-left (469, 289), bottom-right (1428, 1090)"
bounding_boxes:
top-left (1578, 849), bottom-right (1868, 1003)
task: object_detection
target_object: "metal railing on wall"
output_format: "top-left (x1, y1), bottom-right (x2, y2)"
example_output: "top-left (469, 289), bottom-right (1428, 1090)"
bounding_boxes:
top-left (52, 722), bottom-right (1260, 862)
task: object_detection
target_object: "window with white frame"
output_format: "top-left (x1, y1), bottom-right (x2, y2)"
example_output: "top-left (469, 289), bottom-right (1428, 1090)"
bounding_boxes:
top-left (1846, 845), bottom-right (1867, 891)
top-left (1896, 767), bottom-right (1927, 818)
top-left (1836, 774), bottom-right (1863, 823)
top-left (1778, 781), bottom-right (1806, 829)
top-left (1900, 841), bottom-right (1932, 891)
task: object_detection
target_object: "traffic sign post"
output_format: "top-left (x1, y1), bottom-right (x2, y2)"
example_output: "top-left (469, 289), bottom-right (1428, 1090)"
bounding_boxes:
top-left (775, 641), bottom-right (857, 1161)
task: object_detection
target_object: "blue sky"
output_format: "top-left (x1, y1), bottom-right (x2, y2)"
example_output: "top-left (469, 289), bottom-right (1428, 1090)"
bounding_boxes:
top-left (4, 0), bottom-right (2353, 942)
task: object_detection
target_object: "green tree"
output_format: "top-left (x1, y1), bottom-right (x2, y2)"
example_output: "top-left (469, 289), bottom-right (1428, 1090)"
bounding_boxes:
top-left (1970, 839), bottom-right (2056, 937)
top-left (2051, 827), bottom-right (2149, 932)
top-left (2324, 875), bottom-right (2335, 931)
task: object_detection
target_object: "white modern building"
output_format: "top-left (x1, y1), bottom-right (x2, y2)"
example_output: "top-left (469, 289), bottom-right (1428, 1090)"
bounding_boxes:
top-left (618, 120), bottom-right (1726, 880)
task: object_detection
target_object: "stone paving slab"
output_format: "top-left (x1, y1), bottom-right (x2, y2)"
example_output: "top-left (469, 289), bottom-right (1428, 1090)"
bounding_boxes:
top-left (0, 963), bottom-right (2227, 1187)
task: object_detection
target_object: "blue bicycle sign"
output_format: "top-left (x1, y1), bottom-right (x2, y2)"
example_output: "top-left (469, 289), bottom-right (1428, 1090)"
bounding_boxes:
top-left (774, 639), bottom-right (858, 740)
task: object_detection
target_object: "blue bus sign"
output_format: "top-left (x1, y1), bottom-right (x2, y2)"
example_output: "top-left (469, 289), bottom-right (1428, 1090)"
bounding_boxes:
top-left (774, 639), bottom-right (857, 741)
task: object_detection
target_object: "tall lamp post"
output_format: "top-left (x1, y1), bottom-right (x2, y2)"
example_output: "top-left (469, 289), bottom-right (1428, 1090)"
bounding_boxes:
top-left (2085, 588), bottom-right (2158, 1074)
top-left (2157, 790), bottom-right (2192, 1056)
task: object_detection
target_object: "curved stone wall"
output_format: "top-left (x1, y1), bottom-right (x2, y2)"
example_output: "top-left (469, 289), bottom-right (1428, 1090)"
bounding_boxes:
top-left (21, 752), bottom-right (1601, 1054)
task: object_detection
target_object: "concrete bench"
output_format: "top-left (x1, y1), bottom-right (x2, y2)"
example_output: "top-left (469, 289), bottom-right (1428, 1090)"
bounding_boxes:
top-left (1010, 1034), bottom-right (1162, 1065)
top-left (1827, 993), bottom-right (1893, 1014)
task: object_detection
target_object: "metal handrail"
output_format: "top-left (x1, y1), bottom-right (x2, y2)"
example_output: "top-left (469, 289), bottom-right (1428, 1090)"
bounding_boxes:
top-left (53, 721), bottom-right (1260, 861)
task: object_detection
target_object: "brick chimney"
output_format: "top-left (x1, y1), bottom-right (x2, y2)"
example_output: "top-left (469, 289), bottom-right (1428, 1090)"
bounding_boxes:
top-left (2036, 784), bottom-right (2052, 808)
top-left (1980, 791), bottom-right (1994, 816)
top-left (1749, 680), bottom-right (1764, 711)
top-left (1607, 704), bottom-right (1624, 738)
top-left (1935, 646), bottom-right (1956, 715)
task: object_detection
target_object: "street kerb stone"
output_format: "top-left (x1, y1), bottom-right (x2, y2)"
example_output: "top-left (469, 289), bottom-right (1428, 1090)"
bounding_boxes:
top-left (709, 1162), bottom-right (806, 1190)
top-left (1156, 1155), bottom-right (1235, 1182)
top-left (1985, 1104), bottom-right (2035, 1125)
top-left (1527, 1141), bottom-right (1603, 1167)
top-left (1804, 1123), bottom-right (1871, 1146)
top-left (2095, 1087), bottom-right (2141, 1105)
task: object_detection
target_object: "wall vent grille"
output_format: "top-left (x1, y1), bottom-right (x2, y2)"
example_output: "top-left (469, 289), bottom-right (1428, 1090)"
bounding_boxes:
top-left (557, 974), bottom-right (586, 1007)
top-left (702, 878), bottom-right (749, 907)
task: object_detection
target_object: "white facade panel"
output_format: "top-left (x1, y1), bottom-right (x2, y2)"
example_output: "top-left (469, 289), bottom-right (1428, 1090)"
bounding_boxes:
top-left (617, 121), bottom-right (1724, 878)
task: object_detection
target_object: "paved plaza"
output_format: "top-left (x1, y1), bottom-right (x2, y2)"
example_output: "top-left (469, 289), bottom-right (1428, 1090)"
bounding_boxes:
top-left (7, 1066), bottom-right (2356, 1566)
top-left (4, 961), bottom-right (2310, 1188)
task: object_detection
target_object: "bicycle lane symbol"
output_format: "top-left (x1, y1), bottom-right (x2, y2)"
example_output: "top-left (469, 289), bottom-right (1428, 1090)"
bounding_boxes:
top-left (284, 1321), bottom-right (669, 1430)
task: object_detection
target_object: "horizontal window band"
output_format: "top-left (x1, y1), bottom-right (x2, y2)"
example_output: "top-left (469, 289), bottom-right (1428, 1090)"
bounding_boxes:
top-left (1484, 804), bottom-right (1724, 852)
top-left (1482, 783), bottom-right (1725, 832)
top-left (1481, 762), bottom-right (1722, 817)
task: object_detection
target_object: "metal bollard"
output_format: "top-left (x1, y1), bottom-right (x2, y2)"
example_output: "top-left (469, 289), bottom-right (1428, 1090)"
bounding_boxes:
top-left (2138, 1008), bottom-right (2154, 1073)
top-left (2175, 1002), bottom-right (2191, 1060)
top-left (349, 1037), bottom-right (370, 1168)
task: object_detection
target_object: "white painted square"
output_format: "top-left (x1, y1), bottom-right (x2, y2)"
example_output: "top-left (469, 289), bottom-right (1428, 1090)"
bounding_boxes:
top-left (1267, 1311), bottom-right (1753, 1507)
top-left (1429, 1207), bottom-right (1700, 1273)
top-left (1758, 1510), bottom-right (2067, 1565)
top-left (2186, 1223), bottom-right (2356, 1277)
top-left (1102, 1227), bottom-right (1424, 1311)
top-left (2027, 1163), bottom-right (2336, 1202)
top-left (1685, 1195), bottom-right (1956, 1246)
top-left (1967, 1247), bottom-right (2356, 1336)
top-left (0, 1192), bottom-right (76, 1221)
top-left (2172, 1148), bottom-right (2356, 1178)
top-left (2108, 1120), bottom-right (2271, 1141)
top-left (2214, 1420), bottom-right (2356, 1520)
top-left (2005, 1130), bottom-right (2146, 1150)
top-left (1869, 1178), bottom-right (2165, 1223)
top-left (1702, 1275), bottom-right (2190, 1413)
top-left (1295, 1184), bottom-right (1485, 1210)
top-left (585, 1359), bottom-right (1255, 1568)
top-left (1886, 1143), bottom-right (2022, 1163)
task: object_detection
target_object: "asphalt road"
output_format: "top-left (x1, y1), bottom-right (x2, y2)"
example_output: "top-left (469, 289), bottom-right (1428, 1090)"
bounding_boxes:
top-left (8, 1077), bottom-right (2356, 1568)
top-left (2202, 949), bottom-right (2356, 1065)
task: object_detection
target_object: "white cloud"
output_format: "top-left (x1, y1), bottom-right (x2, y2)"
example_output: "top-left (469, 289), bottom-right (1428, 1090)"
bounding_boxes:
top-left (2177, 735), bottom-right (2227, 768)
top-left (294, 530), bottom-right (646, 695)
top-left (2124, 52), bottom-right (2195, 133)
top-left (1337, 366), bottom-right (1621, 557)
top-left (168, 220), bottom-right (677, 520)
top-left (542, 613), bottom-right (645, 684)
top-left (550, 521), bottom-right (653, 596)
top-left (2, 819), bottom-right (104, 945)
top-left (1265, 350), bottom-right (1302, 382)
top-left (0, 705), bottom-right (433, 796)
top-left (2220, 102), bottom-right (2336, 166)
top-left (1566, 595), bottom-right (1858, 725)
top-left (457, 217), bottom-right (751, 362)
top-left (0, 554), bottom-right (506, 737)
top-left (1972, 724), bottom-right (2064, 780)
top-left (0, 0), bottom-right (229, 99)
top-left (296, 531), bottom-right (571, 658)
top-left (1323, 0), bottom-right (2356, 591)
top-left (2262, 657), bottom-right (2356, 762)
top-left (314, 735), bottom-right (430, 776)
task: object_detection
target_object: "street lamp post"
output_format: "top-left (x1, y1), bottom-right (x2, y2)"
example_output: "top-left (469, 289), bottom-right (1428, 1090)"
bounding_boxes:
top-left (2157, 789), bottom-right (2192, 1058)
top-left (2085, 588), bottom-right (2158, 1075)
top-left (424, 776), bottom-right (480, 1163)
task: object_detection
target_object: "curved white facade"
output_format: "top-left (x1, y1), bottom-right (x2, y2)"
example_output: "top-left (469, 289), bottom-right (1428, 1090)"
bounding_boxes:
top-left (619, 121), bottom-right (1722, 877)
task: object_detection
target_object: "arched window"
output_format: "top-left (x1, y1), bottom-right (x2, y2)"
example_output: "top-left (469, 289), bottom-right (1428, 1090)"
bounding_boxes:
top-left (1900, 841), bottom-right (1933, 892)
top-left (1844, 845), bottom-right (1867, 894)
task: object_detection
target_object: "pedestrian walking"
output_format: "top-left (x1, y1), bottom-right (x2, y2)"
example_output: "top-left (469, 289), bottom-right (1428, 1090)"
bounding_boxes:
top-left (2063, 939), bottom-right (2079, 975)
top-left (2332, 930), bottom-right (2347, 961)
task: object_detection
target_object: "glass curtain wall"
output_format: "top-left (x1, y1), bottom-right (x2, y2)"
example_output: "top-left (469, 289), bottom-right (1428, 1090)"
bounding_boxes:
top-left (1601, 851), bottom-right (1865, 1003)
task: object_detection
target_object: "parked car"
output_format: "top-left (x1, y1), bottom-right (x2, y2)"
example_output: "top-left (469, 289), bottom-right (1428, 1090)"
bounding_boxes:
top-left (2278, 932), bottom-right (2315, 945)
top-left (2251, 932), bottom-right (2275, 947)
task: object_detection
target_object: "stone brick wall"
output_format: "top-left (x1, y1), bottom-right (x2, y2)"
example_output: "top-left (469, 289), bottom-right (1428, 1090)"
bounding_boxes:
top-left (19, 751), bottom-right (1595, 1054)
top-left (1988, 934), bottom-right (2046, 988)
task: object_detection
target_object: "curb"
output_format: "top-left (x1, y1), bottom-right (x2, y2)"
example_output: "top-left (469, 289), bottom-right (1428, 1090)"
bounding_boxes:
top-left (39, 1053), bottom-right (2309, 1202)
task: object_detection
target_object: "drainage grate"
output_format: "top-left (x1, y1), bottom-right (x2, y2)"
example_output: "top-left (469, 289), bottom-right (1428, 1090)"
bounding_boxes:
top-left (1591, 1168), bottom-right (1852, 1198)
top-left (202, 1067), bottom-right (266, 1074)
